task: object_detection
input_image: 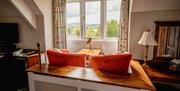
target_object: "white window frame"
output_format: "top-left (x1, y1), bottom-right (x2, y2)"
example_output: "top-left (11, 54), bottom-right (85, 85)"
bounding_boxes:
top-left (66, 0), bottom-right (119, 41)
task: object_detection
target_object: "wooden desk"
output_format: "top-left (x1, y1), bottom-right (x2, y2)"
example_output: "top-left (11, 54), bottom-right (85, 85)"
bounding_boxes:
top-left (0, 53), bottom-right (40, 90)
top-left (78, 49), bottom-right (101, 55)
top-left (27, 60), bottom-right (155, 91)
top-left (15, 53), bottom-right (40, 68)
top-left (78, 49), bottom-right (101, 67)
top-left (143, 66), bottom-right (180, 83)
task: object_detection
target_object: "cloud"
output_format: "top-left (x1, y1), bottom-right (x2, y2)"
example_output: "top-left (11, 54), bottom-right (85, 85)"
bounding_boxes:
top-left (66, 2), bottom-right (80, 17)
top-left (107, 0), bottom-right (121, 12)
top-left (67, 0), bottom-right (121, 24)
top-left (67, 17), bottom-right (80, 24)
top-left (86, 13), bottom-right (100, 24)
top-left (86, 1), bottom-right (100, 14)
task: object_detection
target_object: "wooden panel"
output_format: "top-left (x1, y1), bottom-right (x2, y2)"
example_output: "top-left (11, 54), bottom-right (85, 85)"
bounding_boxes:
top-left (35, 81), bottom-right (77, 91)
top-left (178, 28), bottom-right (180, 58)
top-left (157, 26), bottom-right (168, 57)
top-left (154, 21), bottom-right (180, 59)
top-left (27, 53), bottom-right (39, 68)
top-left (143, 67), bottom-right (180, 83)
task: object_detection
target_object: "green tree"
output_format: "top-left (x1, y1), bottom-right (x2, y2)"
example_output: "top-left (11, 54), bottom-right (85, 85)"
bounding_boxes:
top-left (86, 25), bottom-right (100, 38)
top-left (95, 26), bottom-right (100, 37)
top-left (67, 26), bottom-right (80, 36)
top-left (73, 26), bottom-right (80, 36)
top-left (106, 20), bottom-right (119, 38)
top-left (86, 26), bottom-right (95, 37)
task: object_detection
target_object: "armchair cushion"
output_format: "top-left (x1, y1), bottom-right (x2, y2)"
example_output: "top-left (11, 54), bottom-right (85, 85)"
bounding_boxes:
top-left (47, 49), bottom-right (86, 67)
top-left (90, 53), bottom-right (132, 73)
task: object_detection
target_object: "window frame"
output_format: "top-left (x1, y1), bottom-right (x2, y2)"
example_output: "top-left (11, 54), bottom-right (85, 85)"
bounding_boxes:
top-left (66, 0), bottom-right (120, 40)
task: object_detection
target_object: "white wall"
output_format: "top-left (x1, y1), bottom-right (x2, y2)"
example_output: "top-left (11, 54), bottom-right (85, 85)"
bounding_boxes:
top-left (10, 0), bottom-right (37, 29)
top-left (129, 9), bottom-right (180, 60)
top-left (132, 0), bottom-right (180, 12)
top-left (34, 0), bottom-right (53, 50)
top-left (0, 0), bottom-right (19, 16)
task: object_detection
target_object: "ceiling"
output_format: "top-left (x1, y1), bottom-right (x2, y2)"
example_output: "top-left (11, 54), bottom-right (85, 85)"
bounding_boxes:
top-left (132, 0), bottom-right (180, 12)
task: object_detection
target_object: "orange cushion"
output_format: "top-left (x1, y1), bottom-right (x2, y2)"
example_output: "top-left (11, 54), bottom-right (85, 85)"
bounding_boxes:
top-left (90, 53), bottom-right (132, 73)
top-left (47, 49), bottom-right (86, 67)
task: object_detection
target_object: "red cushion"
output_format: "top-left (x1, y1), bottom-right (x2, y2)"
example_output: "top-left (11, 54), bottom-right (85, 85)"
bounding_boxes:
top-left (47, 49), bottom-right (86, 67)
top-left (90, 53), bottom-right (132, 73)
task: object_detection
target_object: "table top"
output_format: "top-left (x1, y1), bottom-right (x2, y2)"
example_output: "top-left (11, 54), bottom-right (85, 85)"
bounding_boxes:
top-left (143, 66), bottom-right (180, 83)
top-left (78, 49), bottom-right (101, 55)
top-left (27, 60), bottom-right (155, 91)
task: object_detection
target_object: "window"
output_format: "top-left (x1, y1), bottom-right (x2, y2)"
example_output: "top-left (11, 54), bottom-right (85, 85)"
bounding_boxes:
top-left (66, 0), bottom-right (121, 39)
top-left (66, 2), bottom-right (80, 37)
top-left (106, 0), bottom-right (120, 38)
top-left (85, 1), bottom-right (100, 38)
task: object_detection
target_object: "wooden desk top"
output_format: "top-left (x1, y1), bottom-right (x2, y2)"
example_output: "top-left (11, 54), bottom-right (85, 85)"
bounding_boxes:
top-left (143, 67), bottom-right (180, 83)
top-left (27, 60), bottom-right (156, 91)
top-left (78, 49), bottom-right (101, 55)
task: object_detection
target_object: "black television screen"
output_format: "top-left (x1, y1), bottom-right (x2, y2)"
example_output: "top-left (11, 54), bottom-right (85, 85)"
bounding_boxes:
top-left (0, 23), bottom-right (19, 44)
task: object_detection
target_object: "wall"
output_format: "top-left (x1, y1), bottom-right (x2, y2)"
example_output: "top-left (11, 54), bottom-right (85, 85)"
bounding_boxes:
top-left (34, 0), bottom-right (53, 50)
top-left (129, 9), bottom-right (180, 60)
top-left (0, 0), bottom-right (44, 50)
top-left (0, 16), bottom-right (44, 50)
top-left (0, 0), bottom-right (53, 51)
top-left (10, 0), bottom-right (37, 29)
top-left (132, 0), bottom-right (180, 12)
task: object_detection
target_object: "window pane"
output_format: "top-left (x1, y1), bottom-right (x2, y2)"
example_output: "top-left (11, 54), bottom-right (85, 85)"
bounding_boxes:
top-left (85, 1), bottom-right (100, 38)
top-left (106, 0), bottom-right (121, 38)
top-left (66, 2), bottom-right (80, 37)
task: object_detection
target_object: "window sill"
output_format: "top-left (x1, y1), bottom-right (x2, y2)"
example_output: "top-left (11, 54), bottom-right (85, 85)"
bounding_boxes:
top-left (67, 37), bottom-right (118, 43)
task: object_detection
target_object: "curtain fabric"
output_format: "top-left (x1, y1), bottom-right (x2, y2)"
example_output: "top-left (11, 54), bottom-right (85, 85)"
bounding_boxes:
top-left (53, 0), bottom-right (67, 49)
top-left (118, 0), bottom-right (130, 52)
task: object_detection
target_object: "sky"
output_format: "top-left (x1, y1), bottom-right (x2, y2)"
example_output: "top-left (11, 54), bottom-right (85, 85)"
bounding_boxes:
top-left (66, 0), bottom-right (121, 25)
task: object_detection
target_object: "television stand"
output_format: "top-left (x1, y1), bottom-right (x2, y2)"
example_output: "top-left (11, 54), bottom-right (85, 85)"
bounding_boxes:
top-left (0, 48), bottom-right (40, 90)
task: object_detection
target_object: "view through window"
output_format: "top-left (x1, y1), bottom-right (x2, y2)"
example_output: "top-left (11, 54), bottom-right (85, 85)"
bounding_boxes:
top-left (66, 2), bottom-right (80, 37)
top-left (106, 0), bottom-right (120, 38)
top-left (85, 1), bottom-right (100, 38)
top-left (66, 0), bottom-right (121, 39)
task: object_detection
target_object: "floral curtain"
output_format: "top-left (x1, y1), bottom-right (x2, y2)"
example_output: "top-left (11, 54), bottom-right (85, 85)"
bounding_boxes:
top-left (53, 0), bottom-right (67, 49)
top-left (118, 0), bottom-right (130, 52)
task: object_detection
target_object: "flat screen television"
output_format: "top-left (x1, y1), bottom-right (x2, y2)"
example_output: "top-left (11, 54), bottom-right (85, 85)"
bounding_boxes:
top-left (0, 23), bottom-right (19, 44)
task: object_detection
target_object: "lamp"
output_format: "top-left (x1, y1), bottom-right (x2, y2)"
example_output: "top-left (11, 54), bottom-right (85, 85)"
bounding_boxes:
top-left (86, 38), bottom-right (92, 50)
top-left (138, 30), bottom-right (157, 66)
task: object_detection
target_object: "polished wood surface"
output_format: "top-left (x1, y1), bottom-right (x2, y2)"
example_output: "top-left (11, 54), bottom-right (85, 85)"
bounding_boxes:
top-left (27, 53), bottom-right (39, 68)
top-left (27, 60), bottom-right (156, 91)
top-left (78, 49), bottom-right (101, 55)
top-left (143, 66), bottom-right (180, 83)
top-left (14, 53), bottom-right (40, 68)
